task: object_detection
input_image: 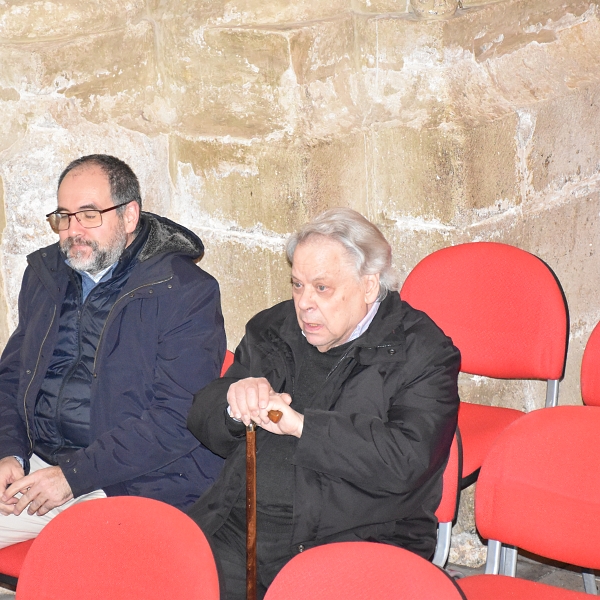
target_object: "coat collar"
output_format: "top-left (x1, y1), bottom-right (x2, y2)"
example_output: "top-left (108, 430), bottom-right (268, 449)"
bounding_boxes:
top-left (276, 292), bottom-right (408, 366)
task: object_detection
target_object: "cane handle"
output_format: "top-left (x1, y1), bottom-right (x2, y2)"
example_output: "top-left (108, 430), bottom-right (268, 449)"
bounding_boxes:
top-left (268, 410), bottom-right (283, 423)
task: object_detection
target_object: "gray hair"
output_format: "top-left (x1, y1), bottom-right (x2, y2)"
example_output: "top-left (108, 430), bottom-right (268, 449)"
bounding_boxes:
top-left (286, 208), bottom-right (400, 301)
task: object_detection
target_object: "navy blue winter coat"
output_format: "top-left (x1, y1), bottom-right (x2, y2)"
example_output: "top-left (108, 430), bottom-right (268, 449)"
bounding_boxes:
top-left (0, 213), bottom-right (225, 510)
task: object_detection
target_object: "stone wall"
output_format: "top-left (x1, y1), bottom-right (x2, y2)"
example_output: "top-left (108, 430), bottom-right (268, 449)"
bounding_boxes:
top-left (1, 0), bottom-right (600, 565)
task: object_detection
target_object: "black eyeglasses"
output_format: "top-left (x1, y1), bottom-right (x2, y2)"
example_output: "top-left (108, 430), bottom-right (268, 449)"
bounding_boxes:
top-left (46, 201), bottom-right (132, 233)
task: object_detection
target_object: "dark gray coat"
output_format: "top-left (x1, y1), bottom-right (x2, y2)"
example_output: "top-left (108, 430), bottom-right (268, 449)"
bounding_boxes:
top-left (187, 293), bottom-right (460, 558)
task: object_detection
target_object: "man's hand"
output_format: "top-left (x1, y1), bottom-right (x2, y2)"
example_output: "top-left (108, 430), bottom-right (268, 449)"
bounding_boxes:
top-left (0, 456), bottom-right (25, 516)
top-left (2, 466), bottom-right (73, 517)
top-left (227, 377), bottom-right (304, 438)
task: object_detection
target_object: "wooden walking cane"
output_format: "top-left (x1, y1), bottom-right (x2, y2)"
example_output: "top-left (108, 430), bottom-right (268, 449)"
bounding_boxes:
top-left (246, 410), bottom-right (283, 600)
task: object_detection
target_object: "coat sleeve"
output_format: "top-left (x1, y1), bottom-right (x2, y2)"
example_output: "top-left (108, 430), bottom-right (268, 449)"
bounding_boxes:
top-left (292, 321), bottom-right (460, 496)
top-left (186, 327), bottom-right (261, 459)
top-left (60, 269), bottom-right (227, 497)
top-left (0, 268), bottom-right (34, 466)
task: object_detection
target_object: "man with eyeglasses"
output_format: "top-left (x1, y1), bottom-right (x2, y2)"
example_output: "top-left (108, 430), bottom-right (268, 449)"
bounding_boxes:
top-left (0, 154), bottom-right (226, 547)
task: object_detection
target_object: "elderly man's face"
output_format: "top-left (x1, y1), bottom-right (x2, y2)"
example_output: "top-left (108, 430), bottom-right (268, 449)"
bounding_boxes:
top-left (291, 236), bottom-right (380, 353)
top-left (56, 165), bottom-right (139, 274)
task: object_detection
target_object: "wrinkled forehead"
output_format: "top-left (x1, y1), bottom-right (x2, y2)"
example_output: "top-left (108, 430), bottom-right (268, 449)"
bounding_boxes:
top-left (292, 235), bottom-right (360, 280)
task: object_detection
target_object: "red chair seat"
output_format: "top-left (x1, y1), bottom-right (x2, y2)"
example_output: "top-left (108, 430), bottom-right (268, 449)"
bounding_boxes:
top-left (459, 574), bottom-right (590, 599)
top-left (264, 541), bottom-right (466, 599)
top-left (458, 402), bottom-right (525, 478)
top-left (0, 539), bottom-right (34, 578)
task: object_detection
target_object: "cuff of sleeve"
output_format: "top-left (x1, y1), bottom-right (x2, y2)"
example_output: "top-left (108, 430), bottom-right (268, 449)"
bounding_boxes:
top-left (225, 407), bottom-right (246, 437)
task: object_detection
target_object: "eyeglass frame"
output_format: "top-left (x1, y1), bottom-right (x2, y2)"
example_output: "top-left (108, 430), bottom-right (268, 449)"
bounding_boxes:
top-left (45, 201), bottom-right (133, 233)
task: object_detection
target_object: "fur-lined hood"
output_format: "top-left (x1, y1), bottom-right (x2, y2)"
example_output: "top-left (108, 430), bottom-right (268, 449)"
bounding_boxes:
top-left (137, 212), bottom-right (204, 263)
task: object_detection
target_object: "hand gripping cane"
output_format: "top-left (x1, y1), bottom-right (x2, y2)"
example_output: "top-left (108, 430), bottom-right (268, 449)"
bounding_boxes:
top-left (246, 410), bottom-right (283, 600)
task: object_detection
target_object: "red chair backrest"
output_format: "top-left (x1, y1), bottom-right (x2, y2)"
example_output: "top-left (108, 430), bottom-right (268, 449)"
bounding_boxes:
top-left (401, 242), bottom-right (568, 379)
top-left (581, 322), bottom-right (600, 406)
top-left (435, 430), bottom-right (461, 523)
top-left (264, 541), bottom-right (466, 600)
top-left (16, 496), bottom-right (220, 600)
top-left (474, 406), bottom-right (600, 570)
top-left (220, 349), bottom-right (235, 377)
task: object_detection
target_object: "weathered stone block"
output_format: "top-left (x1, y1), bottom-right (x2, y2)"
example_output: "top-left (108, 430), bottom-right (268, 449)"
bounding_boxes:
top-left (355, 14), bottom-right (449, 127)
top-left (149, 0), bottom-right (351, 28)
top-left (289, 16), bottom-right (360, 138)
top-left (191, 238), bottom-right (291, 348)
top-left (0, 96), bottom-right (27, 153)
top-left (169, 131), bottom-right (368, 235)
top-left (0, 22), bottom-right (158, 130)
top-left (353, 0), bottom-right (410, 16)
top-left (528, 85), bottom-right (600, 193)
top-left (460, 113), bottom-right (519, 213)
top-left (160, 23), bottom-right (294, 136)
top-left (169, 135), bottom-right (307, 234)
top-left (0, 0), bottom-right (146, 41)
top-left (370, 124), bottom-right (465, 222)
top-left (378, 219), bottom-right (461, 281)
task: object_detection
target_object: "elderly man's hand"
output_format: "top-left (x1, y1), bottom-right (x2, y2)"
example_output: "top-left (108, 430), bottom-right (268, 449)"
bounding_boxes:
top-left (227, 377), bottom-right (304, 438)
top-left (2, 466), bottom-right (73, 517)
top-left (0, 456), bottom-right (25, 515)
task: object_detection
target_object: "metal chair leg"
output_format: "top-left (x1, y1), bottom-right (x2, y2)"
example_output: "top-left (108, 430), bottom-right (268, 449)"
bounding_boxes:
top-left (583, 569), bottom-right (598, 595)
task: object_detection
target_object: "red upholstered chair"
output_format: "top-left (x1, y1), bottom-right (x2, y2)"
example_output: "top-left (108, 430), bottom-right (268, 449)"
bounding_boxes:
top-left (221, 348), bottom-right (235, 376)
top-left (264, 541), bottom-right (466, 600)
top-left (432, 429), bottom-right (462, 567)
top-left (581, 322), bottom-right (600, 407)
top-left (0, 539), bottom-right (34, 587)
top-left (401, 242), bottom-right (568, 486)
top-left (457, 406), bottom-right (600, 599)
top-left (15, 496), bottom-right (219, 600)
top-left (579, 323), bottom-right (600, 593)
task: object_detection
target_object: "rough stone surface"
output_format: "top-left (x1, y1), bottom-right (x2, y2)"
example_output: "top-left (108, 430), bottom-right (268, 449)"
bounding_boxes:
top-left (1, 0), bottom-right (600, 566)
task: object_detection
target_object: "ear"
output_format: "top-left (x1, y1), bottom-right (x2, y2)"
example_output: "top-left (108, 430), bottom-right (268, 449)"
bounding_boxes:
top-left (123, 201), bottom-right (140, 235)
top-left (363, 273), bottom-right (380, 304)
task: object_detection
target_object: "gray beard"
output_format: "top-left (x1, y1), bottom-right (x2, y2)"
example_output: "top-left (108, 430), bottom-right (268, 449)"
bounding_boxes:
top-left (60, 226), bottom-right (128, 275)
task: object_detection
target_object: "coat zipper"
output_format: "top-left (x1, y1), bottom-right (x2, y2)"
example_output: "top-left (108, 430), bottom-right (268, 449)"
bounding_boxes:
top-left (325, 341), bottom-right (398, 381)
top-left (92, 276), bottom-right (173, 373)
top-left (22, 304), bottom-right (57, 453)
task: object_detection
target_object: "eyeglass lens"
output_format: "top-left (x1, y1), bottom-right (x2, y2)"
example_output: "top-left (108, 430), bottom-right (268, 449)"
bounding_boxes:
top-left (48, 210), bottom-right (103, 232)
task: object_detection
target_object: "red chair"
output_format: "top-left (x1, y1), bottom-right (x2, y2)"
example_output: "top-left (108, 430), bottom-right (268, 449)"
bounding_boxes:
top-left (0, 540), bottom-right (34, 587)
top-left (581, 321), bottom-right (600, 406)
top-left (457, 406), bottom-right (600, 599)
top-left (401, 242), bottom-right (568, 485)
top-left (221, 348), bottom-right (235, 376)
top-left (579, 323), bottom-right (600, 593)
top-left (264, 541), bottom-right (466, 599)
top-left (432, 429), bottom-right (462, 567)
top-left (15, 496), bottom-right (219, 600)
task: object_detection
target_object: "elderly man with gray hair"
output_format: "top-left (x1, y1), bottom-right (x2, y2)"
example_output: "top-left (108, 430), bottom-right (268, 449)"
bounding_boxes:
top-left (187, 208), bottom-right (460, 600)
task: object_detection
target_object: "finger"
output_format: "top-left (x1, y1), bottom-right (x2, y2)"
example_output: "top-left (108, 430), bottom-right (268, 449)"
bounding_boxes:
top-left (257, 380), bottom-right (272, 410)
top-left (0, 503), bottom-right (15, 516)
top-left (279, 393), bottom-right (293, 406)
top-left (13, 490), bottom-right (35, 517)
top-left (244, 384), bottom-right (260, 415)
top-left (233, 385), bottom-right (254, 425)
top-left (3, 480), bottom-right (30, 501)
top-left (36, 503), bottom-right (53, 517)
top-left (227, 388), bottom-right (242, 421)
top-left (28, 496), bottom-right (50, 517)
